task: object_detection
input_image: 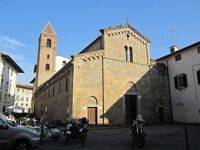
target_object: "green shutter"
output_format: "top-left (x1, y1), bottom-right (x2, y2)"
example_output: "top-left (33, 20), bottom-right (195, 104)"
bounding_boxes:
top-left (183, 74), bottom-right (188, 87)
top-left (197, 70), bottom-right (200, 85)
top-left (174, 76), bottom-right (178, 89)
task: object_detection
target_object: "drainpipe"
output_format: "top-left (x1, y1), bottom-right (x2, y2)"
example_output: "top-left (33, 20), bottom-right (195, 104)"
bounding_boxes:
top-left (164, 58), bottom-right (173, 122)
top-left (102, 56), bottom-right (105, 126)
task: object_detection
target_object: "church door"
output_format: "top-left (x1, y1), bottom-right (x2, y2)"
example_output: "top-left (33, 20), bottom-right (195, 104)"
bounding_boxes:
top-left (125, 95), bottom-right (137, 124)
top-left (87, 107), bottom-right (97, 125)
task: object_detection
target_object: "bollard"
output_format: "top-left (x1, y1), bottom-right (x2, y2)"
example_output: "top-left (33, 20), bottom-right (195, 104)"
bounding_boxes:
top-left (184, 125), bottom-right (189, 150)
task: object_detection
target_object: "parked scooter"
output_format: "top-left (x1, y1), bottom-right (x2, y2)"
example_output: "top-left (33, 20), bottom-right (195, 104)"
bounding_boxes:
top-left (43, 122), bottom-right (61, 141)
top-left (64, 117), bottom-right (89, 147)
top-left (131, 118), bottom-right (145, 148)
top-left (34, 120), bottom-right (61, 141)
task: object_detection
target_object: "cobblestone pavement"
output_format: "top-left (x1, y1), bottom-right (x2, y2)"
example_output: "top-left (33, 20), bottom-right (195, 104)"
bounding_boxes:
top-left (37, 125), bottom-right (200, 150)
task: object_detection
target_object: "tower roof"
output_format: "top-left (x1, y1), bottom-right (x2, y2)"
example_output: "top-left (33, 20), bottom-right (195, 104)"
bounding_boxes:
top-left (41, 21), bottom-right (57, 36)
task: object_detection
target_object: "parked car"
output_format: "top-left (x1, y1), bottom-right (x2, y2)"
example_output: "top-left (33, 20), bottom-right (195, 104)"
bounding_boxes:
top-left (0, 113), bottom-right (40, 150)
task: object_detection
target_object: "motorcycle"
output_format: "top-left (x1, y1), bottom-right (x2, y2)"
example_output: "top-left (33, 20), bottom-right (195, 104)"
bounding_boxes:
top-left (64, 117), bottom-right (89, 147)
top-left (131, 119), bottom-right (145, 148)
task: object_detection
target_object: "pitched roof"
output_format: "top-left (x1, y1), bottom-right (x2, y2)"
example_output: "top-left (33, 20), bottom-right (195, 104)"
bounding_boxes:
top-left (156, 41), bottom-right (200, 61)
top-left (0, 52), bottom-right (24, 73)
top-left (79, 36), bottom-right (102, 54)
top-left (100, 24), bottom-right (150, 42)
top-left (16, 84), bottom-right (33, 90)
top-left (41, 21), bottom-right (57, 36)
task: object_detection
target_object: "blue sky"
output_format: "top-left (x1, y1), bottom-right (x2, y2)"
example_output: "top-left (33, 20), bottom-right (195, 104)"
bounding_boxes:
top-left (0, 0), bottom-right (200, 84)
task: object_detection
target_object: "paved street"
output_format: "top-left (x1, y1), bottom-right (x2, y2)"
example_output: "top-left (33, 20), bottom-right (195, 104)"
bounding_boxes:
top-left (37, 125), bottom-right (200, 150)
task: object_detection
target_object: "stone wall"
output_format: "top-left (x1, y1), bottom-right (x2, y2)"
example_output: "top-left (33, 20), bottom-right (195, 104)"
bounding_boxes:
top-left (35, 63), bottom-right (73, 121)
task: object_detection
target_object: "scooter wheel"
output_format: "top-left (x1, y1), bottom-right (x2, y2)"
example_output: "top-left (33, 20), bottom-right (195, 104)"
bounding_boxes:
top-left (65, 138), bottom-right (69, 145)
top-left (81, 137), bottom-right (85, 148)
top-left (136, 134), bottom-right (145, 148)
top-left (53, 137), bottom-right (58, 141)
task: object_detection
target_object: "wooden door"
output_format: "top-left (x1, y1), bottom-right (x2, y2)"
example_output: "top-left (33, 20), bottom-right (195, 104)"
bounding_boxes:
top-left (87, 107), bottom-right (97, 125)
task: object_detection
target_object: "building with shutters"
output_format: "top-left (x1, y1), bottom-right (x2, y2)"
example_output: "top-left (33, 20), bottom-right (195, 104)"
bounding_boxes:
top-left (0, 53), bottom-right (24, 113)
top-left (14, 84), bottom-right (33, 113)
top-left (33, 22), bottom-right (171, 125)
top-left (157, 42), bottom-right (200, 123)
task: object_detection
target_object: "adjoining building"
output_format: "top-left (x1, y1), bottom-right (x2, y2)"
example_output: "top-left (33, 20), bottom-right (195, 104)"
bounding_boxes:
top-left (157, 42), bottom-right (200, 123)
top-left (56, 56), bottom-right (70, 72)
top-left (14, 84), bottom-right (33, 113)
top-left (0, 52), bottom-right (24, 113)
top-left (33, 22), bottom-right (171, 125)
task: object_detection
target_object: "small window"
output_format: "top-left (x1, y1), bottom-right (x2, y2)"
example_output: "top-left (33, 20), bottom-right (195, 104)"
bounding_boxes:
top-left (46, 39), bottom-right (51, 48)
top-left (174, 74), bottom-right (188, 90)
top-left (45, 64), bottom-right (50, 70)
top-left (197, 70), bottom-right (200, 85)
top-left (125, 46), bottom-right (128, 61)
top-left (47, 55), bottom-right (50, 59)
top-left (175, 54), bottom-right (181, 61)
top-left (197, 47), bottom-right (200, 54)
top-left (129, 47), bottom-right (133, 62)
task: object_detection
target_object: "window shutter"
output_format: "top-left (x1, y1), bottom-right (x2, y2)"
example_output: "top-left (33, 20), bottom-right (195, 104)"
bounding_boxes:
top-left (197, 70), bottom-right (200, 85)
top-left (174, 76), bottom-right (178, 89)
top-left (183, 74), bottom-right (188, 87)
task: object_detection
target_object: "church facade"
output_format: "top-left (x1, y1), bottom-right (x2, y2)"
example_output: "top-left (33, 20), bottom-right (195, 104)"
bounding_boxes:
top-left (34, 22), bottom-right (171, 125)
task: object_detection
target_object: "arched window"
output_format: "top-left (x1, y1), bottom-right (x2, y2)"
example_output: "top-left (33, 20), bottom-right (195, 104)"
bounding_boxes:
top-left (125, 46), bottom-right (129, 62)
top-left (65, 78), bottom-right (68, 92)
top-left (52, 86), bottom-right (54, 97)
top-left (46, 39), bottom-right (51, 48)
top-left (45, 64), bottom-right (50, 70)
top-left (47, 54), bottom-right (50, 59)
top-left (59, 81), bottom-right (61, 93)
top-left (125, 46), bottom-right (133, 62)
top-left (129, 47), bottom-right (133, 62)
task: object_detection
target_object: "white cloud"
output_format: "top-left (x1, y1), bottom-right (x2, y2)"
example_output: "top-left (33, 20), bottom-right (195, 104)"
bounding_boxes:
top-left (0, 34), bottom-right (26, 49)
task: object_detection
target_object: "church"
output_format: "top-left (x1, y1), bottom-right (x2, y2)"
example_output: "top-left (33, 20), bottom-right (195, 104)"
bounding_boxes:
top-left (33, 22), bottom-right (171, 125)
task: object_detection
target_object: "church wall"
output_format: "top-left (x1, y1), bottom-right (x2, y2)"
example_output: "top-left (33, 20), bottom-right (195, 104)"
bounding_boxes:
top-left (103, 26), bottom-right (150, 65)
top-left (72, 50), bottom-right (104, 124)
top-left (35, 63), bottom-right (73, 122)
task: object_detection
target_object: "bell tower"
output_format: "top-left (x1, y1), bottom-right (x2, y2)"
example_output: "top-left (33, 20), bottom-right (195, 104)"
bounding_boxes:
top-left (35, 22), bottom-right (57, 88)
